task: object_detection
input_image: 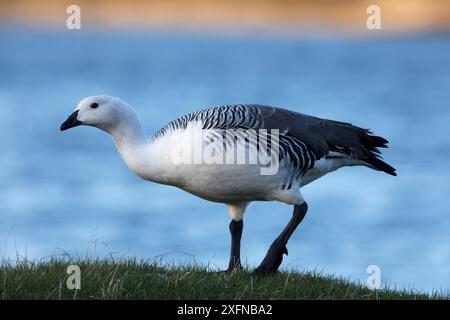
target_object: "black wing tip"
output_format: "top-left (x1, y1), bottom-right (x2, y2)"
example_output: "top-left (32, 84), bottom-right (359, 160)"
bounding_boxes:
top-left (384, 165), bottom-right (397, 176)
top-left (363, 157), bottom-right (397, 176)
top-left (365, 134), bottom-right (396, 175)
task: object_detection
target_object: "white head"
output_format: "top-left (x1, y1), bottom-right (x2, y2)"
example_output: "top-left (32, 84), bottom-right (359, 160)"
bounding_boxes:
top-left (60, 95), bottom-right (141, 136)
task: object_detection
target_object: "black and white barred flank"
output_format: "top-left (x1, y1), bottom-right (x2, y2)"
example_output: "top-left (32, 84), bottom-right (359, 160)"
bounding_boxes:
top-left (152, 104), bottom-right (397, 177)
top-left (153, 104), bottom-right (262, 140)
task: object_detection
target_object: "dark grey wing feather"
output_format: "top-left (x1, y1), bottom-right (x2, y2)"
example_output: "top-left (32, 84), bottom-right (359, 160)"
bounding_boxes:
top-left (252, 105), bottom-right (396, 176)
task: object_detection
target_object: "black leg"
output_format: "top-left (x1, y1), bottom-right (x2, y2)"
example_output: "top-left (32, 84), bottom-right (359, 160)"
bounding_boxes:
top-left (227, 219), bottom-right (243, 272)
top-left (255, 202), bottom-right (308, 275)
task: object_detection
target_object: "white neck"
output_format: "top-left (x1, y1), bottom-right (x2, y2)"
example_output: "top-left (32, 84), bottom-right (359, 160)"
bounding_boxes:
top-left (109, 115), bottom-right (147, 148)
top-left (105, 115), bottom-right (162, 183)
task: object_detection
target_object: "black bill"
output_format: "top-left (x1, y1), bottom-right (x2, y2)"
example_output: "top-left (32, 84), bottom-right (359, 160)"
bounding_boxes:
top-left (60, 110), bottom-right (82, 131)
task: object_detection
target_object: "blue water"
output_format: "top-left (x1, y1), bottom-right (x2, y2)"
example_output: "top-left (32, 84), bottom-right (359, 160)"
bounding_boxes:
top-left (0, 29), bottom-right (449, 294)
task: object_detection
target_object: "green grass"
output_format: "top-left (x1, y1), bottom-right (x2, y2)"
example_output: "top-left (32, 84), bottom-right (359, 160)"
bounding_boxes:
top-left (0, 258), bottom-right (445, 300)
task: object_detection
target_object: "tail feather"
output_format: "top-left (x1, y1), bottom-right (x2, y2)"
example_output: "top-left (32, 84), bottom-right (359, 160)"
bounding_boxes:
top-left (358, 131), bottom-right (397, 176)
top-left (362, 156), bottom-right (397, 176)
top-left (321, 123), bottom-right (397, 176)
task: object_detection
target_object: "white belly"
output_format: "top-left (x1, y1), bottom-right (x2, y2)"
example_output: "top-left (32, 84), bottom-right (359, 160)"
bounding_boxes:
top-left (173, 163), bottom-right (294, 203)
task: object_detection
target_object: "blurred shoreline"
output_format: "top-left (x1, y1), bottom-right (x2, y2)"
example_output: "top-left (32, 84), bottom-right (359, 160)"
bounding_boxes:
top-left (1, 0), bottom-right (450, 35)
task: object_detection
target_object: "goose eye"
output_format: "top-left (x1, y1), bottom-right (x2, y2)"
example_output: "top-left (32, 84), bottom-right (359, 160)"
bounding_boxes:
top-left (90, 102), bottom-right (99, 109)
